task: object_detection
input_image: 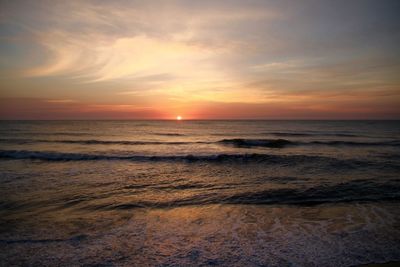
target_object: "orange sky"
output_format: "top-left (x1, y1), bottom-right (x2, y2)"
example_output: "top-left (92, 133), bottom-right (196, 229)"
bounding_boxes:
top-left (0, 1), bottom-right (399, 119)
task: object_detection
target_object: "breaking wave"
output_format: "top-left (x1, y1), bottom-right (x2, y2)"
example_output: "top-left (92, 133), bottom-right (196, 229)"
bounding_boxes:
top-left (2, 150), bottom-right (396, 172)
top-left (219, 138), bottom-right (400, 148)
top-left (77, 180), bottom-right (400, 210)
top-left (0, 149), bottom-right (324, 162)
top-left (269, 132), bottom-right (362, 137)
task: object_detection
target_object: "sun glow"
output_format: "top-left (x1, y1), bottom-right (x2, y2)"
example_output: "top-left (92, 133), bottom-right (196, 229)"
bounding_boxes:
top-left (176, 115), bottom-right (182, 120)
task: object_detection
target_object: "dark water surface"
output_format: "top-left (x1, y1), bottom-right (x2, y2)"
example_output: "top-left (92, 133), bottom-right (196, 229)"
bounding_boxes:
top-left (1, 120), bottom-right (399, 266)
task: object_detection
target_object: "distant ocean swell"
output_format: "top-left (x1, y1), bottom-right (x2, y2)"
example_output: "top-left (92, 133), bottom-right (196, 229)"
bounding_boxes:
top-left (0, 138), bottom-right (202, 145)
top-left (0, 138), bottom-right (399, 148)
top-left (0, 131), bottom-right (186, 137)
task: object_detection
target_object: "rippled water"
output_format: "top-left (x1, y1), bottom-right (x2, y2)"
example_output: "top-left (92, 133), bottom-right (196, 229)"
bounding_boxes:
top-left (1, 120), bottom-right (399, 266)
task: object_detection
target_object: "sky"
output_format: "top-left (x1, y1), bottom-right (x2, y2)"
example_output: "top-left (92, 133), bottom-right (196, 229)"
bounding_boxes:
top-left (0, 0), bottom-right (399, 119)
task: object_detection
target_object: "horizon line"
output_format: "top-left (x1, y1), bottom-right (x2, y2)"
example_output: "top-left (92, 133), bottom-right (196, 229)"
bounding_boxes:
top-left (1, 119), bottom-right (399, 122)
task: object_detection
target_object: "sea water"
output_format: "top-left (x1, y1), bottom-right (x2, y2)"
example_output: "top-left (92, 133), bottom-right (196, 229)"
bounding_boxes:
top-left (1, 120), bottom-right (399, 266)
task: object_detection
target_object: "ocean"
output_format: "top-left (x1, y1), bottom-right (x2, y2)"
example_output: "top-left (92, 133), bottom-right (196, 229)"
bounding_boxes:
top-left (1, 120), bottom-right (399, 266)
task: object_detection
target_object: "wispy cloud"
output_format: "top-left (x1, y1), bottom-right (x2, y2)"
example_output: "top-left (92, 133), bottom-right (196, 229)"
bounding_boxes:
top-left (0, 0), bottom-right (399, 119)
top-left (45, 99), bottom-right (77, 103)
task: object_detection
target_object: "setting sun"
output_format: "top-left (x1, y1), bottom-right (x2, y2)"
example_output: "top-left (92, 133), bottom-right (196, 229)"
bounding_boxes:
top-left (176, 115), bottom-right (182, 120)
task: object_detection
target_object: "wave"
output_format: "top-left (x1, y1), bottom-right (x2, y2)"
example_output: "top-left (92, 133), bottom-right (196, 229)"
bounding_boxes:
top-left (210, 132), bottom-right (364, 137)
top-left (10, 179), bottom-right (396, 212)
top-left (151, 133), bottom-right (186, 136)
top-left (82, 180), bottom-right (400, 210)
top-left (0, 138), bottom-right (203, 145)
top-left (221, 181), bottom-right (400, 205)
top-left (219, 138), bottom-right (293, 148)
top-left (4, 132), bottom-right (95, 136)
top-left (0, 149), bottom-right (315, 162)
top-left (269, 132), bottom-right (313, 137)
top-left (270, 132), bottom-right (362, 137)
top-left (0, 149), bottom-right (364, 165)
top-left (219, 138), bottom-right (400, 148)
top-left (309, 140), bottom-right (400, 147)
top-left (3, 150), bottom-right (397, 174)
top-left (54, 140), bottom-right (195, 145)
top-left (1, 137), bottom-right (399, 148)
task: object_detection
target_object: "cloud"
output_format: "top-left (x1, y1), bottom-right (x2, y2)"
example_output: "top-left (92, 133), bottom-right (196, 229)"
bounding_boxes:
top-left (0, 97), bottom-right (163, 120)
top-left (0, 0), bottom-right (399, 119)
top-left (45, 99), bottom-right (77, 103)
top-left (1, 96), bottom-right (399, 120)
